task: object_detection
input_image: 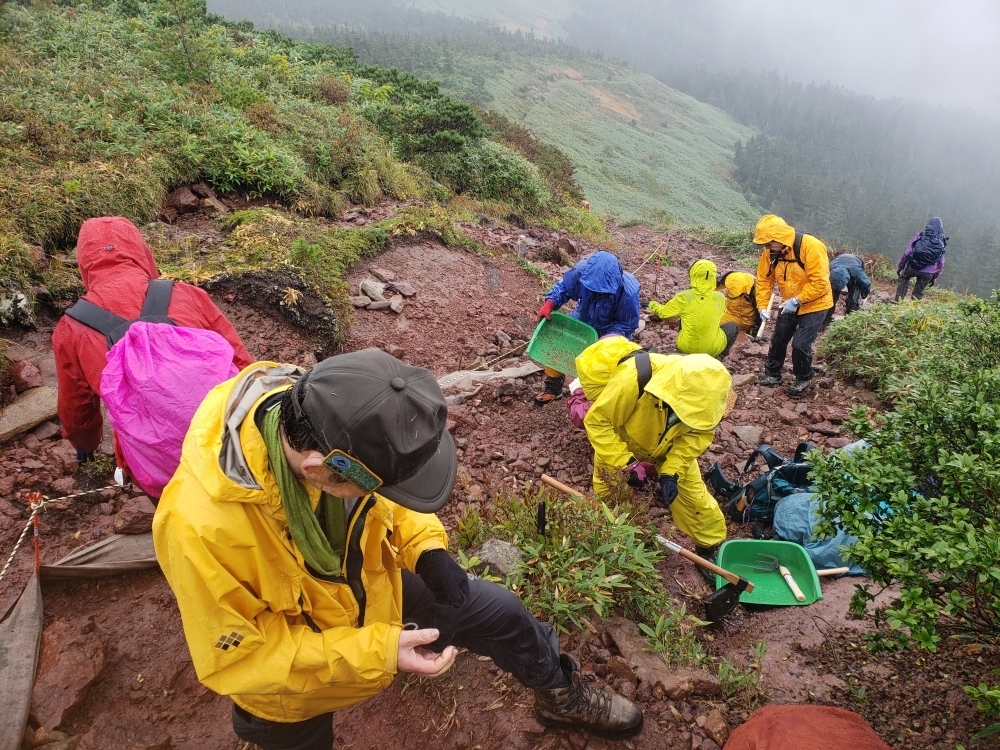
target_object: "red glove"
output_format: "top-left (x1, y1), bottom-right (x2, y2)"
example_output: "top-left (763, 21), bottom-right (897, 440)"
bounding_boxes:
top-left (536, 299), bottom-right (555, 321)
top-left (625, 460), bottom-right (657, 488)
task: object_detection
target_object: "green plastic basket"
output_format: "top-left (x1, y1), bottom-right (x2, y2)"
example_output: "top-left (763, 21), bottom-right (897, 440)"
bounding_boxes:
top-left (525, 312), bottom-right (599, 378)
top-left (715, 540), bottom-right (822, 606)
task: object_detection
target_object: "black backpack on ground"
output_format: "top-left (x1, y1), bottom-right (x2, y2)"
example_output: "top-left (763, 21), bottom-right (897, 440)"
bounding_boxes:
top-left (705, 442), bottom-right (816, 524)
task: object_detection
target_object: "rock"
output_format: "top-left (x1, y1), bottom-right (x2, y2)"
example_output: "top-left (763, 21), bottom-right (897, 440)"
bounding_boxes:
top-left (556, 237), bottom-right (577, 255)
top-left (700, 739), bottom-right (721, 750)
top-left (703, 708), bottom-right (729, 747)
top-left (369, 266), bottom-right (395, 282)
top-left (31, 620), bottom-right (106, 729)
top-left (190, 181), bottom-right (216, 199)
top-left (494, 330), bottom-right (512, 349)
top-left (388, 281), bottom-right (417, 297)
top-left (605, 617), bottom-right (722, 699)
top-left (474, 538), bottom-right (524, 577)
top-left (731, 425), bottom-right (763, 446)
top-left (567, 731), bottom-right (587, 750)
top-left (389, 295), bottom-right (405, 314)
top-left (731, 373), bottom-right (757, 388)
top-left (112, 495), bottom-right (156, 534)
top-left (33, 421), bottom-right (61, 441)
top-left (696, 715), bottom-right (707, 728)
top-left (360, 278), bottom-right (387, 302)
top-left (8, 359), bottom-right (43, 392)
top-left (200, 196), bottom-right (229, 216)
top-left (619, 680), bottom-right (637, 700)
top-left (827, 437), bottom-right (852, 448)
top-left (386, 344), bottom-right (406, 360)
top-left (0, 386), bottom-right (58, 444)
top-left (807, 421), bottom-right (841, 436)
top-left (606, 655), bottom-right (637, 683)
top-left (165, 187), bottom-right (199, 213)
top-left (350, 296), bottom-right (372, 308)
top-left (157, 207), bottom-right (178, 224)
top-left (49, 477), bottom-right (77, 496)
top-left (366, 300), bottom-right (391, 311)
top-left (49, 440), bottom-right (79, 476)
top-left (777, 408), bottom-right (799, 424)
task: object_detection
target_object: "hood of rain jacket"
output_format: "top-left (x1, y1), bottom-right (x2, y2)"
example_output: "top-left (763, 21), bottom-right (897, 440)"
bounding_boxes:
top-left (580, 250), bottom-right (626, 293)
top-left (753, 215), bottom-right (833, 315)
top-left (152, 363), bottom-right (448, 723)
top-left (575, 336), bottom-right (643, 402)
top-left (545, 252), bottom-right (641, 338)
top-left (719, 271), bottom-right (758, 331)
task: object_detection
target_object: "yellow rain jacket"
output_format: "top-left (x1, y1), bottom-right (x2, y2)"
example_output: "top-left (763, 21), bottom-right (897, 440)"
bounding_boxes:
top-left (152, 364), bottom-right (448, 723)
top-left (753, 215), bottom-right (833, 316)
top-left (576, 335), bottom-right (642, 402)
top-left (719, 271), bottom-right (758, 332)
top-left (582, 352), bottom-right (729, 547)
top-left (648, 259), bottom-right (727, 356)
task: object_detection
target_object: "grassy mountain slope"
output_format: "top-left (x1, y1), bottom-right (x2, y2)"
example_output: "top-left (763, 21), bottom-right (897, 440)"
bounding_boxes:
top-left (407, 0), bottom-right (569, 38)
top-left (0, 0), bottom-right (595, 328)
top-left (211, 4), bottom-right (759, 228)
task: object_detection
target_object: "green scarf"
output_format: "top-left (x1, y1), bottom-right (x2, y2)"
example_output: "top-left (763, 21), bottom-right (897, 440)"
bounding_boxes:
top-left (261, 405), bottom-right (347, 577)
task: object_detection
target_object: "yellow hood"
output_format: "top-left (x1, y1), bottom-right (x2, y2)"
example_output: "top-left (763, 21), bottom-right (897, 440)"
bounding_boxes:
top-left (689, 259), bottom-right (718, 295)
top-left (722, 271), bottom-right (755, 299)
top-left (753, 214), bottom-right (796, 247)
top-left (644, 354), bottom-right (731, 431)
top-left (575, 335), bottom-right (642, 402)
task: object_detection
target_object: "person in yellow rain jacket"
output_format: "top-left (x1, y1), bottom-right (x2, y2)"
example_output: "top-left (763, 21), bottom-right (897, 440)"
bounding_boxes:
top-left (718, 270), bottom-right (762, 335)
top-left (753, 215), bottom-right (833, 396)
top-left (577, 343), bottom-right (730, 580)
top-left (648, 259), bottom-right (738, 359)
top-left (153, 350), bottom-right (642, 749)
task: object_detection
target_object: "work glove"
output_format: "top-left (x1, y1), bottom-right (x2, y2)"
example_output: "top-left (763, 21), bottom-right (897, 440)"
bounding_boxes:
top-left (780, 297), bottom-right (800, 314)
top-left (76, 450), bottom-right (94, 463)
top-left (536, 299), bottom-right (555, 322)
top-left (416, 549), bottom-right (470, 608)
top-left (568, 377), bottom-right (582, 394)
top-left (625, 460), bottom-right (657, 488)
top-left (759, 308), bottom-right (771, 321)
top-left (658, 474), bottom-right (679, 507)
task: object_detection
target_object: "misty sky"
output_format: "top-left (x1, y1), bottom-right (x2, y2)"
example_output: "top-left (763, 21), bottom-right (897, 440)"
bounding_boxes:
top-left (716, 0), bottom-right (1000, 116)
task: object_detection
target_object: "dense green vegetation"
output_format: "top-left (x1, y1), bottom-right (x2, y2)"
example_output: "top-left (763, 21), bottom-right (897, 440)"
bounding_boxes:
top-left (0, 0), bottom-right (589, 324)
top-left (814, 296), bottom-right (1000, 735)
top-left (209, 0), bottom-right (761, 228)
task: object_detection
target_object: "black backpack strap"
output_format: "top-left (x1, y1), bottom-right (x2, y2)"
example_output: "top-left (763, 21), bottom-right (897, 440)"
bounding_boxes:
top-left (792, 232), bottom-right (804, 269)
top-left (64, 299), bottom-right (128, 341)
top-left (140, 279), bottom-right (174, 317)
top-left (634, 350), bottom-right (652, 396)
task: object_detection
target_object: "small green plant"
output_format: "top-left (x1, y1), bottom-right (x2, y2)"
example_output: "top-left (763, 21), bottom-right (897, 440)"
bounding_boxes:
top-left (717, 641), bottom-right (768, 712)
top-left (965, 681), bottom-right (1000, 739)
top-left (638, 604), bottom-right (708, 668)
top-left (78, 454), bottom-right (118, 485)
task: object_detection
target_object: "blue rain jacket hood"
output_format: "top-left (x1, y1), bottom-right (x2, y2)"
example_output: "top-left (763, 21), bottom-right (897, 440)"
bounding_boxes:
top-left (828, 254), bottom-right (870, 296)
top-left (545, 251), bottom-right (641, 338)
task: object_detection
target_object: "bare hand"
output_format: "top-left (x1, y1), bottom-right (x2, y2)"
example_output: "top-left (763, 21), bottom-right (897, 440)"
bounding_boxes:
top-left (397, 629), bottom-right (458, 677)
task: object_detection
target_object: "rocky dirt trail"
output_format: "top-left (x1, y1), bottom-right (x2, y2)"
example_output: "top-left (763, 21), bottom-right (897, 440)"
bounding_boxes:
top-left (1, 209), bottom-right (993, 749)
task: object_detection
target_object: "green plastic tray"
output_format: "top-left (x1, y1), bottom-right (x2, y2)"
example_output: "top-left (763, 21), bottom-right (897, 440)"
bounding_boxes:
top-left (715, 540), bottom-right (822, 606)
top-left (526, 312), bottom-right (598, 378)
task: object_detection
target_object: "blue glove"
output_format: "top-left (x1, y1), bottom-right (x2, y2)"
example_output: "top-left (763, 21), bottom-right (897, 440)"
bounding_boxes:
top-left (759, 308), bottom-right (771, 320)
top-left (780, 297), bottom-right (800, 314)
top-left (76, 450), bottom-right (94, 463)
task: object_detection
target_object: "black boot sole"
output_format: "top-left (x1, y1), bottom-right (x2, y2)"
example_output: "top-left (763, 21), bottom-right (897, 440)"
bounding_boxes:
top-left (534, 710), bottom-right (644, 739)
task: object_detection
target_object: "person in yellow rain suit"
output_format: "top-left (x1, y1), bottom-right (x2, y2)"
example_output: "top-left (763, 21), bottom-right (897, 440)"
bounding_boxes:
top-left (753, 215), bottom-right (833, 396)
top-left (648, 259), bottom-right (738, 359)
top-left (717, 270), bottom-right (762, 335)
top-left (575, 340), bottom-right (731, 580)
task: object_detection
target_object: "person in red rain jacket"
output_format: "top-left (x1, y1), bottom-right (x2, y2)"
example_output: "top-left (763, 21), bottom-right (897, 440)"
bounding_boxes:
top-left (52, 216), bottom-right (252, 469)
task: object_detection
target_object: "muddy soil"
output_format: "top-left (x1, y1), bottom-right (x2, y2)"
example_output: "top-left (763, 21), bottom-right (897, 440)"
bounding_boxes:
top-left (1, 215), bottom-right (993, 749)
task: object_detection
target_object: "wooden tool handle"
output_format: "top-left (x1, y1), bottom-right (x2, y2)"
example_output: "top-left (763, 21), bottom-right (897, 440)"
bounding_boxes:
top-left (655, 536), bottom-right (755, 593)
top-left (779, 565), bottom-right (807, 601)
top-left (817, 567), bottom-right (851, 577)
top-left (540, 474), bottom-right (586, 499)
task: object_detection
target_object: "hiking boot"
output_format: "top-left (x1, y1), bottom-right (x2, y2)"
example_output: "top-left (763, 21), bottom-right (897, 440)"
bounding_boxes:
top-left (534, 655), bottom-right (644, 738)
top-left (787, 378), bottom-right (811, 396)
top-left (695, 545), bottom-right (721, 585)
top-left (534, 375), bottom-right (565, 406)
top-left (758, 374), bottom-right (782, 387)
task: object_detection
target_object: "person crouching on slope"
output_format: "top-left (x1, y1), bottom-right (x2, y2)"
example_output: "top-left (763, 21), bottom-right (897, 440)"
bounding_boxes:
top-left (575, 340), bottom-right (731, 581)
top-left (534, 250), bottom-right (640, 405)
top-left (753, 215), bottom-right (833, 396)
top-left (717, 270), bottom-right (762, 336)
top-left (153, 350), bottom-right (643, 749)
top-left (824, 253), bottom-right (872, 329)
top-left (648, 259), bottom-right (738, 358)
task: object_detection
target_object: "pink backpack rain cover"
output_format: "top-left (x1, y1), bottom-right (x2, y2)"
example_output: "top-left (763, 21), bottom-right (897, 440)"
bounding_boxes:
top-left (101, 321), bottom-right (238, 497)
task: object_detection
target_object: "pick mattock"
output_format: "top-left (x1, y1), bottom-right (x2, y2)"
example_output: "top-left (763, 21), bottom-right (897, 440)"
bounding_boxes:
top-left (750, 291), bottom-right (777, 343)
top-left (539, 474), bottom-right (752, 622)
